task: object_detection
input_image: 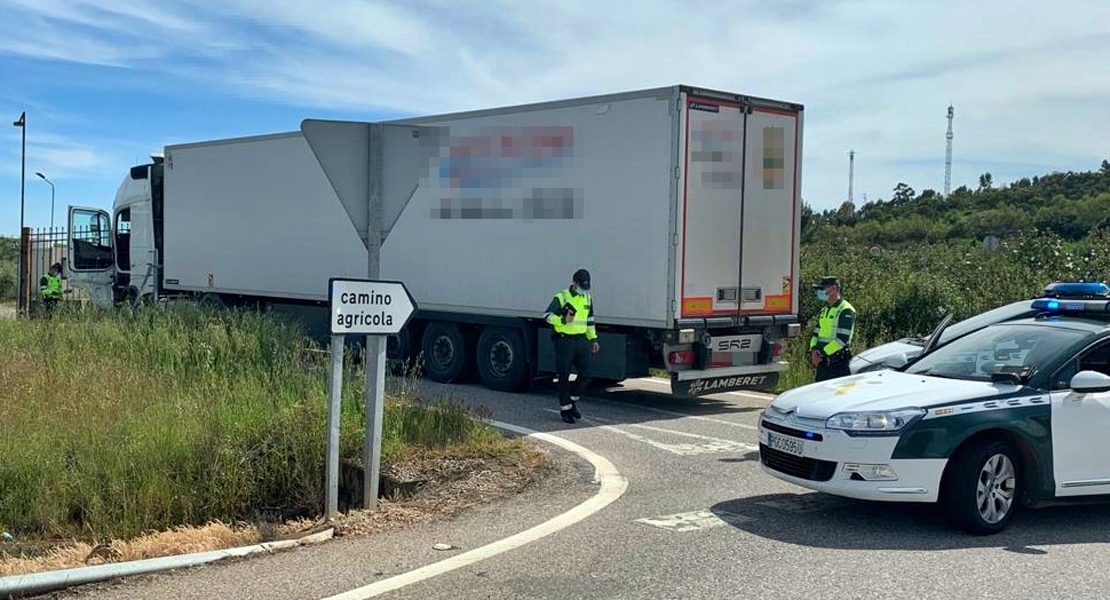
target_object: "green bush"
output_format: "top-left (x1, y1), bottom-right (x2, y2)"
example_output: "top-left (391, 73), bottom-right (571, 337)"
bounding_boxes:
top-left (779, 228), bottom-right (1110, 390)
top-left (0, 260), bottom-right (14, 302)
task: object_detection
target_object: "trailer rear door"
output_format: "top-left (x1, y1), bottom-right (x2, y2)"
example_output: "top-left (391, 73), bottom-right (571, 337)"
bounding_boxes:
top-left (678, 95), bottom-right (799, 320)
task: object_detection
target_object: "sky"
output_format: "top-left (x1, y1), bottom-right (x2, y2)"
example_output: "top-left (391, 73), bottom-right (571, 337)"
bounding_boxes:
top-left (1, 0), bottom-right (1108, 235)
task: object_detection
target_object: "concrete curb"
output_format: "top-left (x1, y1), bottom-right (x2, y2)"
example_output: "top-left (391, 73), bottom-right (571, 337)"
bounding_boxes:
top-left (0, 528), bottom-right (334, 598)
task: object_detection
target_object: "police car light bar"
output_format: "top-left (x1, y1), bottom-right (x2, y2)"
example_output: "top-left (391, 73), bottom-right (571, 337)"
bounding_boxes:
top-left (1042, 281), bottom-right (1110, 299)
top-left (1031, 298), bottom-right (1110, 313)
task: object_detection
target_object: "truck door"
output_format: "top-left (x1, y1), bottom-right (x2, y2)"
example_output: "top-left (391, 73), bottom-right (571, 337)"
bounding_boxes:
top-left (679, 96), bottom-right (799, 319)
top-left (119, 202), bottom-right (158, 300)
top-left (679, 97), bottom-right (746, 318)
top-left (739, 107), bottom-right (799, 316)
top-left (67, 206), bottom-right (116, 307)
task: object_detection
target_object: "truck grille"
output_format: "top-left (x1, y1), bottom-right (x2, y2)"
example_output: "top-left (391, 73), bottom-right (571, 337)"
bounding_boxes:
top-left (759, 444), bottom-right (837, 482)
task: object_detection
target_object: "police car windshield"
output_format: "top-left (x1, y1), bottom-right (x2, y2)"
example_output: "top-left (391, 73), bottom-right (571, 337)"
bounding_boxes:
top-left (905, 322), bottom-right (1091, 381)
top-left (936, 301), bottom-right (1037, 345)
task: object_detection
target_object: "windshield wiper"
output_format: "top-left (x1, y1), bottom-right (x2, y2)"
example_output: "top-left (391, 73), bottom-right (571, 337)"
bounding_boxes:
top-left (912, 369), bottom-right (964, 381)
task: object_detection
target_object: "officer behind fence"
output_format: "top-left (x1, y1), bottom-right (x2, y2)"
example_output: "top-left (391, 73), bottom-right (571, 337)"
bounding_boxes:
top-left (39, 262), bottom-right (63, 312)
top-left (809, 276), bottom-right (856, 381)
top-left (39, 262), bottom-right (63, 313)
top-left (544, 268), bottom-right (600, 423)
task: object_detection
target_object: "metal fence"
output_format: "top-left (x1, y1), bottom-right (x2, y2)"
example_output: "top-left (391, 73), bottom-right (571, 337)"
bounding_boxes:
top-left (16, 226), bottom-right (79, 314)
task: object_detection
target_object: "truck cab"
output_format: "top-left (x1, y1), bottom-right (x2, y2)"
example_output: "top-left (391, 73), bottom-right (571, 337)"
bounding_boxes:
top-left (67, 160), bottom-right (162, 307)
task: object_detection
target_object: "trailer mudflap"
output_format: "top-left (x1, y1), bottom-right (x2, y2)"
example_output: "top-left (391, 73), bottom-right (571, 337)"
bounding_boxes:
top-left (670, 363), bottom-right (785, 397)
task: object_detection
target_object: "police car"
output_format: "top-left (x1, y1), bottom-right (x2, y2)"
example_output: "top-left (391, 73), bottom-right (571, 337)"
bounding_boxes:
top-left (759, 283), bottom-right (1110, 534)
top-left (848, 281), bottom-right (1093, 374)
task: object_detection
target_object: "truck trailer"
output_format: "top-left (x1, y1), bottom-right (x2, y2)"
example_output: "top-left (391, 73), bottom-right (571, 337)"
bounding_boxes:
top-left (65, 85), bottom-right (804, 396)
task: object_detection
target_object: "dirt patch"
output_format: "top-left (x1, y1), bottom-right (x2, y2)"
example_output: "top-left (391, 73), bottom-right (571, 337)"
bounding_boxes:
top-left (0, 445), bottom-right (549, 578)
top-left (0, 304), bottom-right (14, 320)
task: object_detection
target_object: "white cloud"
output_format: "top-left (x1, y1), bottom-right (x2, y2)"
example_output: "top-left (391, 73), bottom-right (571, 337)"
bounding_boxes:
top-left (1, 0), bottom-right (1108, 210)
top-left (0, 131), bottom-right (119, 180)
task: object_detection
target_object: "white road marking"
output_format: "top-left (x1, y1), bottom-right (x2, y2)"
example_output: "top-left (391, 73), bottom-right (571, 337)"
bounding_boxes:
top-left (322, 420), bottom-right (628, 600)
top-left (545, 410), bottom-right (756, 456)
top-left (636, 509), bottom-right (754, 532)
top-left (626, 423), bottom-right (759, 451)
top-left (586, 395), bottom-right (760, 431)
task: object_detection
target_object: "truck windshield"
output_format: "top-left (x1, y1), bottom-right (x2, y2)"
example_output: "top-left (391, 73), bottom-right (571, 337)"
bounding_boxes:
top-left (905, 323), bottom-right (1091, 382)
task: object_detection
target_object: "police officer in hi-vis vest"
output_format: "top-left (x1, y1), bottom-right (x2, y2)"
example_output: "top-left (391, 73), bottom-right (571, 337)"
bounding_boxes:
top-left (809, 276), bottom-right (856, 381)
top-left (39, 262), bottom-right (63, 313)
top-left (544, 269), bottom-right (600, 423)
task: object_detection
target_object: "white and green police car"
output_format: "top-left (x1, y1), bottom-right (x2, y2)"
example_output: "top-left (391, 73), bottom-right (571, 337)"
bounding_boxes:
top-left (759, 283), bottom-right (1110, 534)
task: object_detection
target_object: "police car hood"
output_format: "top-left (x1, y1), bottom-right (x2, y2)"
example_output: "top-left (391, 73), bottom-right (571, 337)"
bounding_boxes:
top-left (769, 370), bottom-right (1013, 420)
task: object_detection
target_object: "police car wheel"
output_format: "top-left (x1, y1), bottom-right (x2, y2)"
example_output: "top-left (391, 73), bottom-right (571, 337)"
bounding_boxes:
top-left (941, 438), bottom-right (1021, 535)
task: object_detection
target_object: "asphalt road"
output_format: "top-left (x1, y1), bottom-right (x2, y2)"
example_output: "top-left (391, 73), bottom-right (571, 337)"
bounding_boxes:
top-left (41, 377), bottom-right (1110, 599)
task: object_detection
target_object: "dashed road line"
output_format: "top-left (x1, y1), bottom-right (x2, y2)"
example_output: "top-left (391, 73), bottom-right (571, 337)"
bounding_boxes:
top-left (584, 395), bottom-right (760, 431)
top-left (544, 410), bottom-right (757, 456)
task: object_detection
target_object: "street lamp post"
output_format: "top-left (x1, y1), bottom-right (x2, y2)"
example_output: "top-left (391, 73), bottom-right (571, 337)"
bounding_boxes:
top-left (35, 172), bottom-right (55, 230)
top-left (13, 111), bottom-right (26, 313)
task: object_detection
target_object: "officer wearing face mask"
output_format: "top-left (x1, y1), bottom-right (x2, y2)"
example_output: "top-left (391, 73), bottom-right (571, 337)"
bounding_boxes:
top-left (544, 268), bottom-right (600, 423)
top-left (809, 276), bottom-right (856, 381)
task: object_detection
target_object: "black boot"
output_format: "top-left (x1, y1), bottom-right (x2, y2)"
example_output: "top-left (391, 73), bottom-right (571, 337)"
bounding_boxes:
top-left (570, 400), bottom-right (582, 420)
top-left (560, 403), bottom-right (576, 423)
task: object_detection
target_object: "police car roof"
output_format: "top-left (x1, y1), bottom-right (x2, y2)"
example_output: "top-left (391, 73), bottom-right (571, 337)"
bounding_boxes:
top-left (1003, 315), bottom-right (1110, 334)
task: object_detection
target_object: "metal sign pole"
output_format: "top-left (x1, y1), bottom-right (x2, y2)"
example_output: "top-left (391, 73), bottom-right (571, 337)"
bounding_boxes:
top-left (364, 123), bottom-right (385, 510)
top-left (325, 333), bottom-right (345, 519)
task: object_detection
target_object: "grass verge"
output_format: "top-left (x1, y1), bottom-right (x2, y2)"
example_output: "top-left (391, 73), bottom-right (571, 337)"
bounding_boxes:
top-left (0, 302), bottom-right (543, 576)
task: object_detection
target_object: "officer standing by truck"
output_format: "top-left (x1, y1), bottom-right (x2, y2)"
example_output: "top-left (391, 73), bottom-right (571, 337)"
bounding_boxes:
top-left (809, 276), bottom-right (856, 381)
top-left (544, 268), bottom-right (600, 423)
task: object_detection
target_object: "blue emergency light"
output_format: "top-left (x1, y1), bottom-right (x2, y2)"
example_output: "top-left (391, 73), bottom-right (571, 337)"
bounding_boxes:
top-left (1031, 297), bottom-right (1110, 314)
top-left (1042, 281), bottom-right (1110, 299)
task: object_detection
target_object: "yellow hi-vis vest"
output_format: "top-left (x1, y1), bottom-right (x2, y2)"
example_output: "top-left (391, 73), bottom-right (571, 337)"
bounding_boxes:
top-left (41, 273), bottom-right (62, 300)
top-left (809, 298), bottom-right (856, 356)
top-left (546, 289), bottom-right (597, 340)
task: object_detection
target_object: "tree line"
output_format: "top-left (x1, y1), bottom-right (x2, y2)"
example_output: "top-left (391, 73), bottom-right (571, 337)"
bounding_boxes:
top-left (803, 160), bottom-right (1110, 246)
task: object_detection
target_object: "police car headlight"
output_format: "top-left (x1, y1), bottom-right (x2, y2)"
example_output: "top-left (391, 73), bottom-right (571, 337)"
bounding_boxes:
top-left (825, 408), bottom-right (926, 434)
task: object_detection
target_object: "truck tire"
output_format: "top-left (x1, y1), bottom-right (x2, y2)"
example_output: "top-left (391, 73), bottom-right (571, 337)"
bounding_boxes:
top-left (386, 327), bottom-right (414, 376)
top-left (420, 322), bottom-right (470, 383)
top-left (941, 437), bottom-right (1021, 535)
top-left (476, 327), bottom-right (529, 392)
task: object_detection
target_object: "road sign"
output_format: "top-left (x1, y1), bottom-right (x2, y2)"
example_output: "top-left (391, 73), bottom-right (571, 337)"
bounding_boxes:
top-left (329, 278), bottom-right (417, 336)
top-left (324, 277), bottom-right (418, 520)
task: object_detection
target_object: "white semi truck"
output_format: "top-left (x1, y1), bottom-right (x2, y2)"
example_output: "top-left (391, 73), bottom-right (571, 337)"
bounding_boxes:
top-left (66, 85), bottom-right (804, 396)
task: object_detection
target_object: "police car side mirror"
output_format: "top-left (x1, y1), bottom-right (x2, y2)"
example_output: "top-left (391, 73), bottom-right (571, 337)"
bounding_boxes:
top-left (1070, 371), bottom-right (1110, 394)
top-left (886, 353), bottom-right (909, 369)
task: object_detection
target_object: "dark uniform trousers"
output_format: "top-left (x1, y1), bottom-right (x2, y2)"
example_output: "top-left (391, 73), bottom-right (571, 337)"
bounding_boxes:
top-left (815, 350), bottom-right (852, 381)
top-left (554, 333), bottom-right (592, 406)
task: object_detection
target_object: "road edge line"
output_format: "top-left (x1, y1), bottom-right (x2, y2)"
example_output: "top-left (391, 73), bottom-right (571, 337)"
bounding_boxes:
top-left (321, 419), bottom-right (629, 600)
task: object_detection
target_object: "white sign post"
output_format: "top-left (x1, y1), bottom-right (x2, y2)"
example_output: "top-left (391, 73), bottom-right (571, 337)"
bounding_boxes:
top-left (325, 277), bottom-right (417, 518)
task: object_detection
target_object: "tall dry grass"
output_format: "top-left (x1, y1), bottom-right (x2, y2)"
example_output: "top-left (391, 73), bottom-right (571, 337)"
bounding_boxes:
top-left (0, 302), bottom-right (512, 542)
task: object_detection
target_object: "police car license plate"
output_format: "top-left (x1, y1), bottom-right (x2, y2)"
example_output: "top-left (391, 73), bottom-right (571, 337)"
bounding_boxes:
top-left (767, 432), bottom-right (804, 456)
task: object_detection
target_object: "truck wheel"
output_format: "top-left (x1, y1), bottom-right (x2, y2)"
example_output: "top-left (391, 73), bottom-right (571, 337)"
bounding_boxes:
top-left (941, 438), bottom-right (1021, 535)
top-left (420, 322), bottom-right (469, 383)
top-left (386, 328), bottom-right (413, 376)
top-left (476, 327), bottom-right (529, 392)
